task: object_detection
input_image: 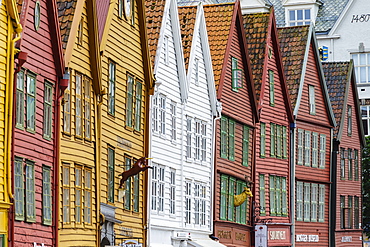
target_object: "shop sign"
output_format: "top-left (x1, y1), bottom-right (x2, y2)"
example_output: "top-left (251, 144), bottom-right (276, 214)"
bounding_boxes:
top-left (341, 236), bottom-right (352, 242)
top-left (255, 225), bottom-right (268, 247)
top-left (120, 227), bottom-right (134, 237)
top-left (120, 240), bottom-right (142, 247)
top-left (296, 234), bottom-right (319, 242)
top-left (269, 230), bottom-right (286, 240)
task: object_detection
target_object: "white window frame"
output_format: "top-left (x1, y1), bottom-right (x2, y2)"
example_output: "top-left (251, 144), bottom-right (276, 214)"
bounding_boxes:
top-left (75, 73), bottom-right (83, 137)
top-left (287, 8), bottom-right (311, 26)
top-left (159, 95), bottom-right (166, 135)
top-left (62, 165), bottom-right (70, 223)
top-left (25, 161), bottom-right (36, 222)
top-left (170, 101), bottom-right (176, 142)
top-left (42, 166), bottom-right (52, 225)
top-left (26, 72), bottom-right (36, 132)
top-left (297, 129), bottom-right (303, 165)
top-left (296, 181), bottom-right (303, 221)
top-left (108, 61), bottom-right (116, 115)
top-left (194, 58), bottom-right (199, 85)
top-left (309, 85), bottom-right (315, 115)
top-left (14, 158), bottom-right (24, 221)
top-left (352, 53), bottom-right (370, 84)
top-left (318, 184), bottom-right (325, 222)
top-left (311, 183), bottom-right (318, 222)
top-left (169, 169), bottom-right (176, 215)
top-left (185, 180), bottom-right (192, 224)
top-left (16, 70), bottom-right (25, 129)
top-left (303, 183), bottom-right (311, 222)
top-left (319, 134), bottom-right (326, 168)
top-left (163, 36), bottom-right (169, 65)
top-left (304, 130), bottom-right (311, 166)
top-left (186, 116), bottom-right (192, 159)
top-left (312, 132), bottom-right (318, 168)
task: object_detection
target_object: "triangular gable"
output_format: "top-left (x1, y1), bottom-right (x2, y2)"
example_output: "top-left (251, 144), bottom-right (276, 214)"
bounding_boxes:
top-left (179, 3), bottom-right (219, 116)
top-left (324, 61), bottom-right (365, 146)
top-left (96, 0), bottom-right (110, 42)
top-left (58, 0), bottom-right (101, 93)
top-left (244, 9), bottom-right (293, 122)
top-left (146, 0), bottom-right (187, 101)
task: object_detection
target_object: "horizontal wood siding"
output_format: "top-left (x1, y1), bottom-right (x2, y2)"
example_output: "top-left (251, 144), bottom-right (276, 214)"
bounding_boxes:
top-left (13, 0), bottom-right (57, 245)
top-left (59, 2), bottom-right (97, 246)
top-left (100, 0), bottom-right (147, 242)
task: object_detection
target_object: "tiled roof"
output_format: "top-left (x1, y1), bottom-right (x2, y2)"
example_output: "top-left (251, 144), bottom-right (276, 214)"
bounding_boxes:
top-left (203, 2), bottom-right (234, 92)
top-left (145, 0), bottom-right (166, 68)
top-left (277, 25), bottom-right (309, 108)
top-left (315, 0), bottom-right (349, 33)
top-left (266, 0), bottom-right (284, 27)
top-left (96, 0), bottom-right (110, 42)
top-left (57, 0), bottom-right (78, 52)
top-left (243, 12), bottom-right (270, 102)
top-left (322, 61), bottom-right (350, 139)
top-left (178, 5), bottom-right (197, 71)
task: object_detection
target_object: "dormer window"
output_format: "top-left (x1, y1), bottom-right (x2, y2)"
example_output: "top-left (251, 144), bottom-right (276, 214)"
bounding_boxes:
top-left (288, 9), bottom-right (311, 26)
top-left (231, 57), bottom-right (242, 91)
top-left (348, 105), bottom-right (352, 136)
top-left (309, 85), bottom-right (315, 115)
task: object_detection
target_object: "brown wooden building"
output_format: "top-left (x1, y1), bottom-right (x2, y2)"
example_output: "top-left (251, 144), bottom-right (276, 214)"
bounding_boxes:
top-left (204, 1), bottom-right (259, 246)
top-left (278, 25), bottom-right (336, 247)
top-left (323, 61), bottom-right (365, 247)
top-left (244, 9), bottom-right (294, 247)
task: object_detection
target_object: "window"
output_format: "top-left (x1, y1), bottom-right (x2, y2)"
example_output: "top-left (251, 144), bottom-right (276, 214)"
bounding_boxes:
top-left (16, 70), bottom-right (25, 128)
top-left (270, 175), bottom-right (286, 217)
top-left (270, 176), bottom-right (276, 216)
top-left (220, 175), bottom-right (247, 223)
top-left (304, 131), bottom-right (311, 166)
top-left (297, 129), bottom-right (303, 165)
top-left (340, 148), bottom-right (345, 179)
top-left (108, 147), bottom-right (115, 203)
top-left (228, 119), bottom-right (235, 161)
top-left (312, 132), bottom-right (318, 167)
top-left (185, 180), bottom-right (191, 224)
top-left (260, 123), bottom-right (266, 157)
top-left (195, 120), bottom-right (207, 161)
top-left (269, 70), bottom-right (274, 106)
top-left (296, 181), bottom-right (303, 221)
top-left (126, 75), bottom-right (134, 127)
top-left (170, 169), bottom-right (176, 215)
top-left (354, 150), bottom-right (359, 181)
top-left (276, 125), bottom-right (282, 158)
top-left (201, 121), bottom-right (207, 161)
top-left (14, 158), bottom-right (24, 221)
top-left (319, 134), bottom-right (326, 168)
top-left (63, 80), bottom-right (71, 133)
top-left (134, 81), bottom-right (142, 131)
top-left (282, 177), bottom-right (287, 216)
top-left (340, 195), bottom-right (345, 228)
top-left (318, 184), bottom-right (325, 222)
top-left (151, 164), bottom-right (164, 212)
top-left (347, 196), bottom-right (353, 229)
top-left (220, 116), bottom-right (227, 158)
top-left (283, 126), bottom-right (287, 159)
top-left (309, 85), bottom-right (315, 115)
top-left (163, 36), bottom-right (169, 65)
top-left (362, 105), bottom-right (370, 136)
top-left (108, 62), bottom-right (116, 115)
top-left (195, 183), bottom-right (206, 225)
top-left (75, 73), bottom-right (82, 137)
top-left (118, 0), bottom-right (123, 18)
top-left (270, 123), bottom-right (276, 157)
top-left (347, 105), bottom-right (352, 136)
top-left (311, 184), bottom-right (318, 222)
top-left (259, 175), bottom-right (266, 215)
top-left (75, 166), bottom-right (82, 224)
top-left (133, 173), bottom-right (140, 212)
top-left (288, 9), bottom-right (311, 26)
top-left (242, 126), bottom-right (250, 166)
top-left (194, 58), bottom-right (199, 85)
top-left (26, 72), bottom-right (36, 132)
top-left (84, 169), bottom-right (92, 223)
top-left (43, 82), bottom-right (53, 139)
top-left (84, 79), bottom-right (91, 139)
top-left (186, 117), bottom-right (192, 159)
top-left (348, 149), bottom-right (353, 180)
top-left (170, 101), bottom-right (176, 141)
top-left (77, 17), bottom-right (83, 45)
top-left (354, 196), bottom-right (360, 229)
top-left (231, 57), bottom-right (242, 90)
top-left (34, 1), bottom-right (41, 30)
top-left (63, 165), bottom-right (70, 223)
top-left (124, 157), bottom-right (132, 210)
top-left (352, 53), bottom-right (370, 84)
top-left (25, 161), bottom-right (35, 222)
top-left (159, 95), bottom-right (166, 135)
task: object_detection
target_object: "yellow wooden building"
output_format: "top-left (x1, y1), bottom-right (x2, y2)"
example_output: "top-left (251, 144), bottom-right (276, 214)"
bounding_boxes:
top-left (0, 0), bottom-right (21, 245)
top-left (97, 0), bottom-right (154, 245)
top-left (57, 0), bottom-right (102, 245)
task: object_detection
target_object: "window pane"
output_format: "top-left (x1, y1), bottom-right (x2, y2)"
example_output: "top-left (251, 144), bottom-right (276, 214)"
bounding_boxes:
top-left (304, 9), bottom-right (310, 20)
top-left (289, 10), bottom-right (295, 21)
top-left (297, 10), bottom-right (303, 20)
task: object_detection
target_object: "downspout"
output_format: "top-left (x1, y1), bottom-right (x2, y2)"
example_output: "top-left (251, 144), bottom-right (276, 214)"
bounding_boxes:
top-left (96, 94), bottom-right (103, 247)
top-left (289, 122), bottom-right (296, 247)
top-left (329, 129), bottom-right (337, 247)
top-left (211, 103), bottom-right (222, 236)
top-left (7, 20), bottom-right (22, 247)
top-left (146, 93), bottom-right (153, 247)
top-left (180, 102), bottom-right (185, 230)
top-left (251, 120), bottom-right (257, 236)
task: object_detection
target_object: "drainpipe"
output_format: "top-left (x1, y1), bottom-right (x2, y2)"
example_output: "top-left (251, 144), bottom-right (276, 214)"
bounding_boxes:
top-left (180, 102), bottom-right (185, 231)
top-left (289, 122), bottom-right (296, 247)
top-left (7, 19), bottom-right (22, 247)
top-left (329, 130), bottom-right (337, 247)
top-left (96, 93), bottom-right (103, 247)
top-left (211, 102), bottom-right (222, 236)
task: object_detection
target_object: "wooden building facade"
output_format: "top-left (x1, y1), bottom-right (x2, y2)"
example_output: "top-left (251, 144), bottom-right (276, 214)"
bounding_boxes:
top-left (204, 2), bottom-right (258, 246)
top-left (244, 9), bottom-right (294, 247)
top-left (278, 25), bottom-right (336, 247)
top-left (57, 0), bottom-right (101, 245)
top-left (97, 0), bottom-right (154, 245)
top-left (323, 61), bottom-right (365, 247)
top-left (10, 0), bottom-right (64, 245)
top-left (0, 0), bottom-right (22, 246)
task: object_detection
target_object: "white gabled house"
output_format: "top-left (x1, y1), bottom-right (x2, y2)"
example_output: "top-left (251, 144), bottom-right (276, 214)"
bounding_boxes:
top-left (146, 1), bottom-right (222, 246)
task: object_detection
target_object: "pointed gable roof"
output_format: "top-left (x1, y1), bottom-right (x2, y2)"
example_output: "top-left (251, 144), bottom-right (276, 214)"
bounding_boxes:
top-left (145, 0), bottom-right (166, 67)
top-left (203, 2), bottom-right (234, 93)
top-left (243, 11), bottom-right (269, 102)
top-left (96, 0), bottom-right (110, 41)
top-left (57, 0), bottom-right (78, 52)
top-left (323, 61), bottom-right (365, 145)
top-left (178, 5), bottom-right (197, 71)
top-left (278, 25), bottom-right (309, 109)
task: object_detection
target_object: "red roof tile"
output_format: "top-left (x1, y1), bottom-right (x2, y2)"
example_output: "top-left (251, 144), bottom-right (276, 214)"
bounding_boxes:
top-left (178, 5), bottom-right (197, 71)
top-left (57, 0), bottom-right (78, 52)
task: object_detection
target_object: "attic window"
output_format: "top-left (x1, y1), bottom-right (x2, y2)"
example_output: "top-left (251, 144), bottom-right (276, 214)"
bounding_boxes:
top-left (288, 9), bottom-right (311, 26)
top-left (163, 36), bottom-right (169, 65)
top-left (34, 1), bottom-right (41, 31)
top-left (77, 17), bottom-right (84, 45)
top-left (348, 105), bottom-right (352, 136)
top-left (231, 57), bottom-right (242, 91)
top-left (309, 85), bottom-right (315, 115)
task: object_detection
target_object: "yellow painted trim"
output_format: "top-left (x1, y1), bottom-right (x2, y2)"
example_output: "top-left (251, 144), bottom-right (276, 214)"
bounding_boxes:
top-left (64, 0), bottom-right (85, 66)
top-left (99, 0), bottom-right (115, 53)
top-left (5, 0), bottom-right (22, 32)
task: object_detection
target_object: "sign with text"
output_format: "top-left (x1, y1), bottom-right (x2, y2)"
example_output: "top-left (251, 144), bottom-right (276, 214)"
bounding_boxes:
top-left (296, 234), bottom-right (319, 242)
top-left (255, 225), bottom-right (268, 247)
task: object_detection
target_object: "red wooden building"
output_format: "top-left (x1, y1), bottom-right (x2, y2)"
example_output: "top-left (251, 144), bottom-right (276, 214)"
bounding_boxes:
top-left (323, 61), bottom-right (365, 247)
top-left (9, 0), bottom-right (64, 246)
top-left (244, 9), bottom-right (294, 247)
top-left (204, 1), bottom-right (259, 246)
top-left (278, 25), bottom-right (336, 247)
